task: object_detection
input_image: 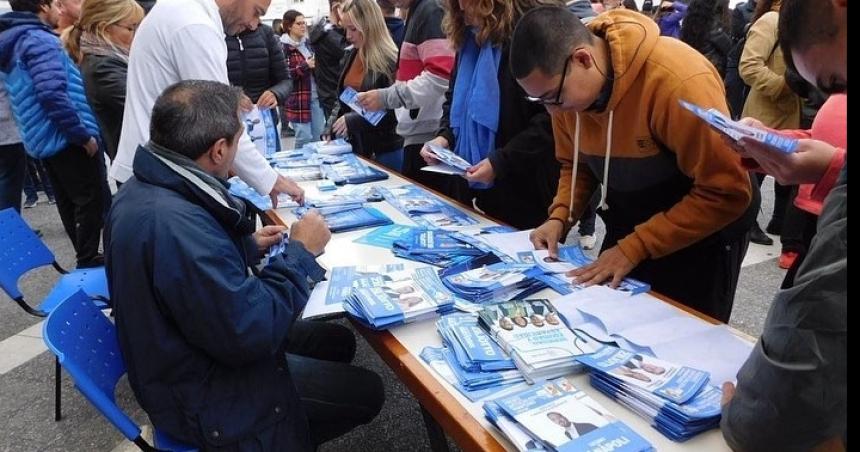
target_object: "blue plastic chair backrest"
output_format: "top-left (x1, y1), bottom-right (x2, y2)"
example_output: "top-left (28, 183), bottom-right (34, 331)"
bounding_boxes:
top-left (43, 290), bottom-right (141, 441)
top-left (0, 208), bottom-right (55, 300)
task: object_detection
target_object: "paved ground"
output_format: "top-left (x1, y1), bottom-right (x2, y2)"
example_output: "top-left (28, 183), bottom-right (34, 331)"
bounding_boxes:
top-left (0, 165), bottom-right (787, 451)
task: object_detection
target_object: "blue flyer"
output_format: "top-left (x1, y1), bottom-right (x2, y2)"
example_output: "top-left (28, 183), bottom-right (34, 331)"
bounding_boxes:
top-left (340, 87), bottom-right (386, 126)
top-left (354, 224), bottom-right (423, 248)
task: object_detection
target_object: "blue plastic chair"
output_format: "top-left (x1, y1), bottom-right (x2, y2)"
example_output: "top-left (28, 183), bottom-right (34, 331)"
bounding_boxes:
top-left (43, 290), bottom-right (197, 452)
top-left (0, 207), bottom-right (110, 421)
top-left (0, 207), bottom-right (109, 316)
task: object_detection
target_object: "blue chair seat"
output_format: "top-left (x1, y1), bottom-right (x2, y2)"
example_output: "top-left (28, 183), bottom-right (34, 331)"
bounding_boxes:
top-left (39, 266), bottom-right (109, 313)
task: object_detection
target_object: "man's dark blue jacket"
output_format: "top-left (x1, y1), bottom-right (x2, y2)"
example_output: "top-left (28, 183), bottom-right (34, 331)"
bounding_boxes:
top-left (104, 144), bottom-right (324, 451)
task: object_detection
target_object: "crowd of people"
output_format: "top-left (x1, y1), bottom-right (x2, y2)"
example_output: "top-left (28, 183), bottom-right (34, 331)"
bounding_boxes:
top-left (0, 0), bottom-right (844, 450)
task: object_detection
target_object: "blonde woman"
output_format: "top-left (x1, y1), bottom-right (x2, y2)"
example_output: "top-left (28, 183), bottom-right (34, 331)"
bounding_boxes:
top-left (419, 0), bottom-right (563, 230)
top-left (65, 0), bottom-right (144, 162)
top-left (324, 0), bottom-right (404, 170)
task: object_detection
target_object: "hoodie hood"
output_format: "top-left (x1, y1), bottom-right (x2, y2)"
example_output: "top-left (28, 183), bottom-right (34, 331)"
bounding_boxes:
top-left (0, 12), bottom-right (54, 72)
top-left (132, 143), bottom-right (255, 236)
top-left (587, 10), bottom-right (659, 112)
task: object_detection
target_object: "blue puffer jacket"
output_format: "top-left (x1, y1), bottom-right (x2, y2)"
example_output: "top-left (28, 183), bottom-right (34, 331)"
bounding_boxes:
top-left (0, 12), bottom-right (99, 158)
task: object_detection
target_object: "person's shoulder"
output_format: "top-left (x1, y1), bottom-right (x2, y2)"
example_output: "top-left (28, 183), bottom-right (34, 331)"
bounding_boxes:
top-left (647, 36), bottom-right (720, 83)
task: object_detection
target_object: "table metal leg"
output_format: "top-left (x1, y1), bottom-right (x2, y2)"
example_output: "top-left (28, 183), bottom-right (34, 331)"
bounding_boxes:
top-left (421, 405), bottom-right (451, 452)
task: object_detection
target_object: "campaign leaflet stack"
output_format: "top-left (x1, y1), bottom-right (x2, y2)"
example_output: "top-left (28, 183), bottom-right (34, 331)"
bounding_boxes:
top-left (392, 229), bottom-right (485, 267)
top-left (518, 246), bottom-right (651, 296)
top-left (419, 347), bottom-right (530, 403)
top-left (576, 345), bottom-right (717, 440)
top-left (344, 267), bottom-right (458, 330)
top-left (227, 176), bottom-right (273, 211)
top-left (294, 205), bottom-right (392, 233)
top-left (589, 373), bottom-right (723, 441)
top-left (477, 300), bottom-right (595, 383)
top-left (487, 376), bottom-right (653, 452)
top-left (305, 138), bottom-right (353, 155)
top-left (380, 185), bottom-right (479, 229)
top-left (321, 153), bottom-right (389, 185)
top-left (325, 264), bottom-right (407, 305)
top-left (442, 262), bottom-right (547, 304)
top-left (437, 313), bottom-right (517, 372)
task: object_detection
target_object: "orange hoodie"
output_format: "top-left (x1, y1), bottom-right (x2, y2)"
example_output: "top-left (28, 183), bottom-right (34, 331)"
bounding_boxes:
top-left (548, 10), bottom-right (752, 265)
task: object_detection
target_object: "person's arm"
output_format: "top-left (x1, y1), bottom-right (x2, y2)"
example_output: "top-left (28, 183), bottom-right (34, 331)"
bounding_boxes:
top-left (344, 71), bottom-right (398, 135)
top-left (152, 209), bottom-right (324, 366)
top-left (434, 53), bottom-right (460, 146)
top-left (170, 24), bottom-right (278, 195)
top-left (621, 72), bottom-right (752, 265)
top-left (739, 13), bottom-right (790, 101)
top-left (722, 169), bottom-right (846, 451)
top-left (486, 102), bottom-right (554, 180)
top-left (265, 29), bottom-right (292, 103)
top-left (21, 33), bottom-right (92, 146)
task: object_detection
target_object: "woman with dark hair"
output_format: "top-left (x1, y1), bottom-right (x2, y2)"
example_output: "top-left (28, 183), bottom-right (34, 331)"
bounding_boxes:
top-left (680, 0), bottom-right (731, 77)
top-left (419, 0), bottom-right (562, 230)
top-left (282, 9), bottom-right (326, 149)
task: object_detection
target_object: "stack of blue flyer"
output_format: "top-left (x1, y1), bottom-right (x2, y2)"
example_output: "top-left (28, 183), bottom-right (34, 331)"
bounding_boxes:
top-left (344, 267), bottom-right (457, 330)
top-left (306, 138), bottom-right (353, 155)
top-left (478, 300), bottom-right (594, 382)
top-left (442, 262), bottom-right (546, 304)
top-left (380, 185), bottom-right (479, 228)
top-left (321, 153), bottom-right (389, 185)
top-left (437, 313), bottom-right (517, 372)
top-left (575, 344), bottom-right (717, 440)
top-left (294, 205), bottom-right (391, 233)
top-left (679, 100), bottom-right (798, 153)
top-left (488, 376), bottom-right (654, 452)
top-left (392, 229), bottom-right (485, 267)
top-left (419, 347), bottom-right (529, 403)
top-left (340, 87), bottom-right (386, 126)
top-left (589, 373), bottom-right (722, 441)
top-left (227, 176), bottom-right (272, 211)
top-left (518, 246), bottom-right (651, 295)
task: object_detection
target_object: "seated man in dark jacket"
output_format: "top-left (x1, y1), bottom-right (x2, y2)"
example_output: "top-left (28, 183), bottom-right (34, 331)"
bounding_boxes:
top-left (105, 80), bottom-right (384, 451)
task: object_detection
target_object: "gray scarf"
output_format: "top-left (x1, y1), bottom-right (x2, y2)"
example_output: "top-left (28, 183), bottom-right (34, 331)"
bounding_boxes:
top-left (80, 30), bottom-right (130, 64)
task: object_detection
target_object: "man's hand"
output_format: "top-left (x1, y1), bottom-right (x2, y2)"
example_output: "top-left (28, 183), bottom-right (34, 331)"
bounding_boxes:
top-left (290, 210), bottom-right (331, 256)
top-left (332, 116), bottom-right (348, 137)
top-left (253, 225), bottom-right (287, 252)
top-left (736, 138), bottom-right (838, 185)
top-left (464, 158), bottom-right (495, 184)
top-left (270, 174), bottom-right (304, 207)
top-left (257, 90), bottom-right (278, 110)
top-left (530, 219), bottom-right (564, 259)
top-left (239, 93), bottom-right (254, 112)
top-left (567, 245), bottom-right (636, 288)
top-left (721, 382), bottom-right (735, 407)
top-left (83, 137), bottom-right (99, 157)
top-left (420, 136), bottom-right (449, 165)
top-left (356, 89), bottom-right (384, 111)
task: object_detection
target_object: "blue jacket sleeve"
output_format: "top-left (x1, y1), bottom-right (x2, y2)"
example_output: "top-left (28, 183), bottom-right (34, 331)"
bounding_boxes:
top-left (19, 33), bottom-right (92, 146)
top-left (152, 207), bottom-right (323, 367)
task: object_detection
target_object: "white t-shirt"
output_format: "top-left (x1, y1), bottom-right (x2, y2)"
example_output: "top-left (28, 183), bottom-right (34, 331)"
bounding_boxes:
top-left (112, 0), bottom-right (277, 194)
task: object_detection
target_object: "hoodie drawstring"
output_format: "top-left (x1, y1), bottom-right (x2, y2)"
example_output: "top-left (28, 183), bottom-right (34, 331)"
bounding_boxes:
top-left (567, 110), bottom-right (614, 225)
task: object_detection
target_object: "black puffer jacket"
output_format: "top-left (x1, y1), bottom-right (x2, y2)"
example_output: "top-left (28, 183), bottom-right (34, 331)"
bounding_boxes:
top-left (225, 24), bottom-right (291, 103)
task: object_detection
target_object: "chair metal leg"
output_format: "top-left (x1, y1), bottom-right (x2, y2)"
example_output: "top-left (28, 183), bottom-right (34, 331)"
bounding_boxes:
top-left (55, 357), bottom-right (62, 421)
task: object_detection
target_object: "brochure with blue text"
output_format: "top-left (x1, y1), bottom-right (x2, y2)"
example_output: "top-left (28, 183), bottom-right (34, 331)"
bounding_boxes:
top-left (421, 142), bottom-right (472, 176)
top-left (340, 87), bottom-right (386, 125)
top-left (294, 206), bottom-right (392, 233)
top-left (306, 138), bottom-right (353, 155)
top-left (243, 106), bottom-right (278, 157)
top-left (419, 347), bottom-right (529, 403)
top-left (576, 345), bottom-right (709, 404)
top-left (227, 176), bottom-right (272, 211)
top-left (380, 185), bottom-right (479, 228)
top-left (354, 224), bottom-right (423, 248)
top-left (321, 153), bottom-right (389, 185)
top-left (437, 313), bottom-right (516, 372)
top-left (518, 246), bottom-right (650, 295)
top-left (679, 100), bottom-right (798, 153)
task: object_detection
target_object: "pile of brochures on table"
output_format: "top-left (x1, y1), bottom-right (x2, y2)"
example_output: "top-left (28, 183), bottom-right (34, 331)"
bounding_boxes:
top-left (380, 185), bottom-right (479, 228)
top-left (517, 245), bottom-right (651, 295)
top-left (478, 299), bottom-right (593, 382)
top-left (294, 204), bottom-right (391, 233)
top-left (392, 229), bottom-right (485, 267)
top-left (484, 376), bottom-right (654, 452)
top-left (227, 176), bottom-right (272, 211)
top-left (343, 267), bottom-right (457, 330)
top-left (440, 257), bottom-right (547, 304)
top-left (306, 138), bottom-right (353, 155)
top-left (321, 153), bottom-right (389, 185)
top-left (577, 344), bottom-right (722, 441)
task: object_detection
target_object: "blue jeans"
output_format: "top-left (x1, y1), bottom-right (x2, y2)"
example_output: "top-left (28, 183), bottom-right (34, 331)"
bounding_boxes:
top-left (373, 148), bottom-right (404, 173)
top-left (291, 97), bottom-right (326, 150)
top-left (23, 156), bottom-right (54, 201)
top-left (0, 143), bottom-right (26, 212)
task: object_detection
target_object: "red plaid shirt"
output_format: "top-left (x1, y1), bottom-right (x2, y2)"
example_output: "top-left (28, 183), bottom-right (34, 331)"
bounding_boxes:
top-left (284, 44), bottom-right (313, 123)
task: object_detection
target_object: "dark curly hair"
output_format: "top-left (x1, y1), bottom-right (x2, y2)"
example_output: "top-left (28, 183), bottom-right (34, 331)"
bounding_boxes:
top-left (679, 0), bottom-right (729, 52)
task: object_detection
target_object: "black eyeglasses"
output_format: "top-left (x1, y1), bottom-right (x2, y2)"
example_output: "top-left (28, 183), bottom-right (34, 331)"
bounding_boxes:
top-left (525, 56), bottom-right (570, 106)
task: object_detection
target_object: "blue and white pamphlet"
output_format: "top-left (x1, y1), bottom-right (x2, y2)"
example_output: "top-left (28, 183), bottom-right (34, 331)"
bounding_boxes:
top-left (419, 347), bottom-right (530, 403)
top-left (354, 224), bottom-right (423, 248)
top-left (227, 176), bottom-right (272, 211)
top-left (518, 246), bottom-right (651, 295)
top-left (243, 106), bottom-right (278, 157)
top-left (679, 100), bottom-right (798, 153)
top-left (340, 87), bottom-right (386, 126)
top-left (321, 153), bottom-right (389, 185)
top-left (576, 345), bottom-right (710, 404)
top-left (305, 138), bottom-right (353, 155)
top-left (294, 206), bottom-right (392, 233)
top-left (302, 264), bottom-right (407, 320)
top-left (494, 376), bottom-right (654, 452)
top-left (421, 142), bottom-right (472, 176)
top-left (437, 313), bottom-right (517, 372)
top-left (381, 185), bottom-right (479, 229)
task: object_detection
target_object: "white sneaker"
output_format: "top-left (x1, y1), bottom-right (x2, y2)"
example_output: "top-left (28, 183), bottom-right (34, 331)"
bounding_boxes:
top-left (579, 235), bottom-right (597, 250)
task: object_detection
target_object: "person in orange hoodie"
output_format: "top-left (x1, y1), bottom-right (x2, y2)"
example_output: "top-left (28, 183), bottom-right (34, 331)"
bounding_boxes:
top-left (510, 7), bottom-right (757, 322)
